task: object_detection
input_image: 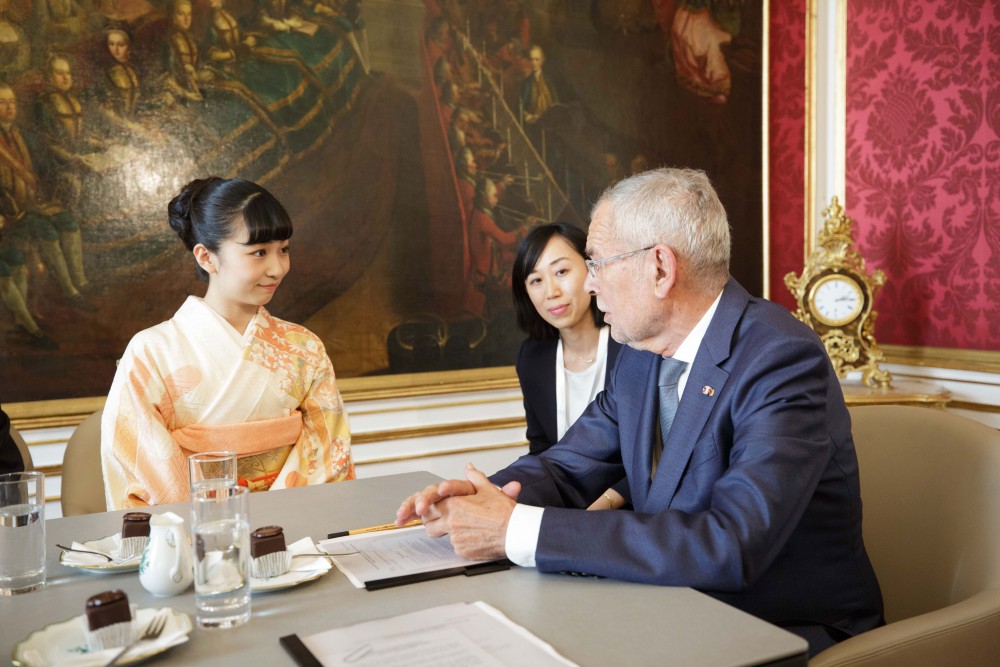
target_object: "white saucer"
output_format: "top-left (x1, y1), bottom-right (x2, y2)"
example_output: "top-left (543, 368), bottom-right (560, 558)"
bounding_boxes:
top-left (58, 534), bottom-right (142, 574)
top-left (251, 566), bottom-right (329, 592)
top-left (12, 607), bottom-right (192, 667)
top-left (250, 537), bottom-right (332, 593)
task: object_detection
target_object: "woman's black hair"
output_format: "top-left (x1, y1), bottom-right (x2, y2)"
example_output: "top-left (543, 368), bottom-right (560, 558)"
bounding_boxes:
top-left (511, 222), bottom-right (604, 341)
top-left (167, 177), bottom-right (293, 281)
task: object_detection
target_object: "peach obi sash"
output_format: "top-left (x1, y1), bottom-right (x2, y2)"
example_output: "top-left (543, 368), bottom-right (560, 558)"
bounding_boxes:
top-left (172, 411), bottom-right (302, 492)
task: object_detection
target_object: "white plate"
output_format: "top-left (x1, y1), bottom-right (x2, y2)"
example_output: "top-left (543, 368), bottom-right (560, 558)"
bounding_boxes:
top-left (250, 538), bottom-right (332, 592)
top-left (251, 566), bottom-right (329, 592)
top-left (12, 607), bottom-right (192, 667)
top-left (58, 535), bottom-right (141, 574)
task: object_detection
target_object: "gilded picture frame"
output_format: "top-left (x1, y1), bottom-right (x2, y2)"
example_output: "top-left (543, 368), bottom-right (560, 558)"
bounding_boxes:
top-left (2, 0), bottom-right (766, 424)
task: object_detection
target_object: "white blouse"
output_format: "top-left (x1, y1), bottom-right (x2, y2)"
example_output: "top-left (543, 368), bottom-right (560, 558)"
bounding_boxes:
top-left (555, 327), bottom-right (611, 439)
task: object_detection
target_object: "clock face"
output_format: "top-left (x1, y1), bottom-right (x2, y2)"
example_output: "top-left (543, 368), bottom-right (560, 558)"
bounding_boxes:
top-left (808, 274), bottom-right (864, 327)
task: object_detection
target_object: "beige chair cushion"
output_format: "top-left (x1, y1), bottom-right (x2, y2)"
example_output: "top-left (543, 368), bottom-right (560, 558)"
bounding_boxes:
top-left (60, 409), bottom-right (107, 516)
top-left (811, 405), bottom-right (1000, 666)
top-left (9, 424), bottom-right (33, 471)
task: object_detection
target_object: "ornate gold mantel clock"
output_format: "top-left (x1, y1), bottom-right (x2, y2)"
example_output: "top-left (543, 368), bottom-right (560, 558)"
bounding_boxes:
top-left (785, 196), bottom-right (892, 388)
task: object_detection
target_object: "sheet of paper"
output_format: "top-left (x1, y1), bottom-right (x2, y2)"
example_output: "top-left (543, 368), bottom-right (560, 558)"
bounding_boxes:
top-left (318, 526), bottom-right (489, 588)
top-left (298, 601), bottom-right (578, 666)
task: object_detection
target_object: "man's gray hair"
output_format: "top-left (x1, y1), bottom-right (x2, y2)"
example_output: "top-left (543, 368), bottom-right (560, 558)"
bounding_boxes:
top-left (594, 168), bottom-right (731, 290)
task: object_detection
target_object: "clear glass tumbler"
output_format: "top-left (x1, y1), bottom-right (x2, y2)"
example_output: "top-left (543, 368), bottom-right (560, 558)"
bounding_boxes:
top-left (191, 484), bottom-right (251, 628)
top-left (0, 471), bottom-right (46, 595)
top-left (188, 451), bottom-right (238, 497)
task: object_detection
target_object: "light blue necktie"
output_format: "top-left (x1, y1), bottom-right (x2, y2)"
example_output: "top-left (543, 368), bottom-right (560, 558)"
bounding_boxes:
top-left (652, 357), bottom-right (688, 477)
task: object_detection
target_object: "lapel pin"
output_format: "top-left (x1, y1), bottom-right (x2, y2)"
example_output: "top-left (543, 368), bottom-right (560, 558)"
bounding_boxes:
top-left (701, 386), bottom-right (715, 397)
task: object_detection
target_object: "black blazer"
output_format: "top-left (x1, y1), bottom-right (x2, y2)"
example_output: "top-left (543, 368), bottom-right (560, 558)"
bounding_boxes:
top-left (1, 404), bottom-right (25, 475)
top-left (515, 335), bottom-right (623, 456)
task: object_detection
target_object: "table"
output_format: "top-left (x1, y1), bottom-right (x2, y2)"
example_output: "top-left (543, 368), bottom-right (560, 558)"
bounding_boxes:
top-left (1, 472), bottom-right (808, 666)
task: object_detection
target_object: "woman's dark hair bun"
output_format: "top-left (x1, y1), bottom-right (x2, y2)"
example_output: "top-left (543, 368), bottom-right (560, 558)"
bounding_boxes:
top-left (167, 177), bottom-right (221, 250)
top-left (167, 176), bottom-right (292, 281)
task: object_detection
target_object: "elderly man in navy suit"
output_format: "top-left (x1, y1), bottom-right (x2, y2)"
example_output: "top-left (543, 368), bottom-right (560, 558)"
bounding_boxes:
top-left (397, 168), bottom-right (884, 655)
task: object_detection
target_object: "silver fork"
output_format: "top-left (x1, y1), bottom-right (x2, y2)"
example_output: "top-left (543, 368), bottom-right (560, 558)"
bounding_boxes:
top-left (104, 612), bottom-right (169, 666)
top-left (56, 544), bottom-right (112, 562)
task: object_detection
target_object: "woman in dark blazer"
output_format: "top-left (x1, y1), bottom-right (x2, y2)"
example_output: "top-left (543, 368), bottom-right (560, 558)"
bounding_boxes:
top-left (1, 404), bottom-right (25, 474)
top-left (511, 223), bottom-right (626, 509)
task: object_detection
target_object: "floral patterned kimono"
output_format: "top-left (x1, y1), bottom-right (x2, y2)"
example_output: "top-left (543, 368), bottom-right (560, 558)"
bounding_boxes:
top-left (101, 296), bottom-right (354, 509)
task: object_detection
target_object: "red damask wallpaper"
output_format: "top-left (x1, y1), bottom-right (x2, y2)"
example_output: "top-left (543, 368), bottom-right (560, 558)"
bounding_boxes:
top-left (845, 1), bottom-right (1000, 349)
top-left (767, 1), bottom-right (806, 311)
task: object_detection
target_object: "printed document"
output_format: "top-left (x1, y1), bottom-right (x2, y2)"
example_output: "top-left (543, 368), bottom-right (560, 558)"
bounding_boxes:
top-left (318, 526), bottom-right (495, 588)
top-left (296, 601), bottom-right (578, 666)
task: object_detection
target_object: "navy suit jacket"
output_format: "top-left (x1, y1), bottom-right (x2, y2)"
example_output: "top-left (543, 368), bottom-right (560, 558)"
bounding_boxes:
top-left (515, 335), bottom-right (623, 456)
top-left (493, 278), bottom-right (884, 642)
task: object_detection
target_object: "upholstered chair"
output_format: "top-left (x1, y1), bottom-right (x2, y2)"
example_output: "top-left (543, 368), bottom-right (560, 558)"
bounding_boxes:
top-left (9, 424), bottom-right (34, 471)
top-left (60, 409), bottom-right (107, 516)
top-left (810, 405), bottom-right (1000, 666)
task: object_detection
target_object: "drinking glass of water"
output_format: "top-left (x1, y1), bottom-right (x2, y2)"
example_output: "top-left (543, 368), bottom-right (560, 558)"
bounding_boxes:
top-left (188, 451), bottom-right (237, 497)
top-left (191, 484), bottom-right (250, 628)
top-left (0, 471), bottom-right (45, 595)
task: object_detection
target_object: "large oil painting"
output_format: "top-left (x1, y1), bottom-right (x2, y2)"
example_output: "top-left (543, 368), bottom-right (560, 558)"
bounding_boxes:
top-left (1, 0), bottom-right (764, 406)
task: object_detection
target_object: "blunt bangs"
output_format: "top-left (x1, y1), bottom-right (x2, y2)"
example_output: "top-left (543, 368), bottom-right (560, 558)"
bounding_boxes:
top-left (242, 189), bottom-right (293, 245)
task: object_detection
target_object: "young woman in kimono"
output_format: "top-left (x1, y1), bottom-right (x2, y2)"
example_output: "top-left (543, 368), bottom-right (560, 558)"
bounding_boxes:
top-left (101, 177), bottom-right (354, 510)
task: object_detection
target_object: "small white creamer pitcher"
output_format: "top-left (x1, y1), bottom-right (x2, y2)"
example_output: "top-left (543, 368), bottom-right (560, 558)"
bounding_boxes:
top-left (139, 511), bottom-right (194, 596)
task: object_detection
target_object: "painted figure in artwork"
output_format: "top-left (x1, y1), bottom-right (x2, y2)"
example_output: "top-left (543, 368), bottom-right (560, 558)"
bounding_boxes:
top-left (1, 85), bottom-right (59, 350)
top-left (102, 27), bottom-right (143, 120)
top-left (164, 0), bottom-right (214, 102)
top-left (35, 0), bottom-right (96, 45)
top-left (0, 0), bottom-right (30, 76)
top-left (520, 45), bottom-right (557, 124)
top-left (655, 0), bottom-right (741, 104)
top-left (468, 177), bottom-right (524, 317)
top-left (206, 0), bottom-right (257, 75)
top-left (0, 84), bottom-right (93, 328)
top-left (38, 54), bottom-right (121, 206)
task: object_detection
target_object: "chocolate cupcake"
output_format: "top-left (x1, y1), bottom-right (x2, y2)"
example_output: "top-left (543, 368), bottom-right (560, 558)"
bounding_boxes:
top-left (84, 589), bottom-right (135, 651)
top-left (118, 512), bottom-right (152, 560)
top-left (250, 526), bottom-right (291, 578)
top-left (86, 590), bottom-right (131, 630)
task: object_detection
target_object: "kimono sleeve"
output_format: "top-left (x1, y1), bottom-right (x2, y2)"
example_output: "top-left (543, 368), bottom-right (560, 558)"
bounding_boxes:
top-left (100, 337), bottom-right (189, 509)
top-left (273, 345), bottom-right (354, 488)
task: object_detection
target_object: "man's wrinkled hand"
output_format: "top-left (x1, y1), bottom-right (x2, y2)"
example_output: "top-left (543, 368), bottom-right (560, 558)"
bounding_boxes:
top-left (423, 464), bottom-right (519, 560)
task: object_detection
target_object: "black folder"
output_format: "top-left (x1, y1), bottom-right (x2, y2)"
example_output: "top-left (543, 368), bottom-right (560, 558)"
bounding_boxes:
top-left (361, 558), bottom-right (511, 591)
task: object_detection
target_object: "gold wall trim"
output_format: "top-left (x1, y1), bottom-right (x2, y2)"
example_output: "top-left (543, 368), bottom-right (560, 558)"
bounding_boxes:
top-left (8, 397), bottom-right (106, 430)
top-left (350, 395), bottom-right (521, 417)
top-left (7, 367), bottom-right (521, 429)
top-left (352, 416), bottom-right (526, 445)
top-left (884, 345), bottom-right (1000, 374)
top-left (21, 437), bottom-right (70, 447)
top-left (339, 366), bottom-right (520, 402)
top-left (355, 440), bottom-right (528, 466)
top-left (947, 401), bottom-right (1000, 415)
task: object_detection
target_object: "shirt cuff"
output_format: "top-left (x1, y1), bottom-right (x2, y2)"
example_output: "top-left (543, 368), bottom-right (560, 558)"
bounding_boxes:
top-left (504, 503), bottom-right (543, 568)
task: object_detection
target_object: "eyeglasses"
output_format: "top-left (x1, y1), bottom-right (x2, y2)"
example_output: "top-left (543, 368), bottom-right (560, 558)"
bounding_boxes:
top-left (584, 246), bottom-right (654, 279)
